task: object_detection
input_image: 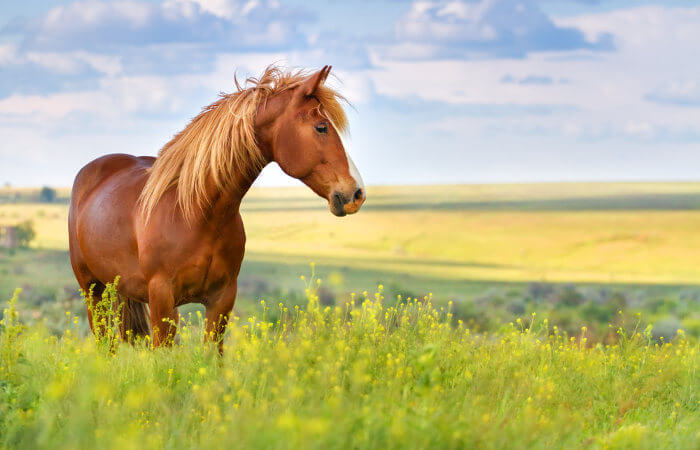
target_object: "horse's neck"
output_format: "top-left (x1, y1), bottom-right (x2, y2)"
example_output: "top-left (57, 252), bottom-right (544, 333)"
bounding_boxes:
top-left (204, 167), bottom-right (261, 221)
top-left (201, 98), bottom-right (278, 223)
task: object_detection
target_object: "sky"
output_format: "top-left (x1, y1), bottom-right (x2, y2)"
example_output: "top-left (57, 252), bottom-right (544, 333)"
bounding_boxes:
top-left (1, 0), bottom-right (699, 187)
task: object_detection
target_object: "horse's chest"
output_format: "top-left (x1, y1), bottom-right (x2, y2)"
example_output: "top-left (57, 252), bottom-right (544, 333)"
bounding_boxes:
top-left (177, 240), bottom-right (244, 304)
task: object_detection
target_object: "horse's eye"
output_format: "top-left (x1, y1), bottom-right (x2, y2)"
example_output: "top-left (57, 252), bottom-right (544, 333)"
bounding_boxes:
top-left (314, 123), bottom-right (328, 134)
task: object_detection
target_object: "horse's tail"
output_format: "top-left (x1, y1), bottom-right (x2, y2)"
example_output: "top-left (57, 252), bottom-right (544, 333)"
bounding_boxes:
top-left (119, 295), bottom-right (151, 342)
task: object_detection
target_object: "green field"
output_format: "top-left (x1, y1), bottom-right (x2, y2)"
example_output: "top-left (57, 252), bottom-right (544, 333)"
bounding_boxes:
top-left (1, 288), bottom-right (697, 449)
top-left (1, 183), bottom-right (700, 448)
top-left (2, 183), bottom-right (700, 336)
top-left (6, 183), bottom-right (700, 283)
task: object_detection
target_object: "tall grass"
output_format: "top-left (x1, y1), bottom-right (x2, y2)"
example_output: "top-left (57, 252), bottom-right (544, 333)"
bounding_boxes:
top-left (1, 281), bottom-right (698, 449)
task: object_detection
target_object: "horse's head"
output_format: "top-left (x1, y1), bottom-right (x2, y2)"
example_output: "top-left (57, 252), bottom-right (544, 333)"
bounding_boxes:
top-left (261, 66), bottom-right (365, 217)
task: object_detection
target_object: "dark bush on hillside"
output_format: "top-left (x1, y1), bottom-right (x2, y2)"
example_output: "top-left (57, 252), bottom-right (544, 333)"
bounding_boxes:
top-left (581, 301), bottom-right (615, 324)
top-left (506, 299), bottom-right (526, 315)
top-left (15, 220), bottom-right (36, 248)
top-left (528, 282), bottom-right (554, 301)
top-left (556, 285), bottom-right (585, 306)
top-left (450, 299), bottom-right (492, 331)
top-left (648, 298), bottom-right (680, 315)
top-left (39, 186), bottom-right (57, 203)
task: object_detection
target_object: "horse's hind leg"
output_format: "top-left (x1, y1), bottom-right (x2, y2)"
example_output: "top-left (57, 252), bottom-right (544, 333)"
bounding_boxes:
top-left (81, 278), bottom-right (106, 336)
top-left (77, 275), bottom-right (151, 342)
top-left (119, 295), bottom-right (151, 342)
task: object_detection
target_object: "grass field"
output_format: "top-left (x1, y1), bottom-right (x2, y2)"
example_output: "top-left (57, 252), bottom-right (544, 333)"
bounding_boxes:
top-left (1, 183), bottom-right (700, 448)
top-left (2, 182), bottom-right (700, 335)
top-left (1, 288), bottom-right (697, 449)
top-left (5, 183), bottom-right (700, 284)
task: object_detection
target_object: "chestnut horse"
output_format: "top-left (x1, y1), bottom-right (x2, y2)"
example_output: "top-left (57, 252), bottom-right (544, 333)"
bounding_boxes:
top-left (68, 65), bottom-right (365, 352)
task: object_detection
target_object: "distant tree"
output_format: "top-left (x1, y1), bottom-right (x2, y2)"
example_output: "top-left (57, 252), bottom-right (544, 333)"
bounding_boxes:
top-left (39, 186), bottom-right (57, 203)
top-left (15, 220), bottom-right (36, 248)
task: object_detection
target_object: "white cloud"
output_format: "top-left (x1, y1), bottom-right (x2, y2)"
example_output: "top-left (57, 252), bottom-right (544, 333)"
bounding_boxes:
top-left (0, 72), bottom-right (204, 120)
top-left (369, 4), bottom-right (700, 142)
top-left (177, 0), bottom-right (266, 20)
top-left (2, 1), bottom-right (699, 186)
top-left (0, 44), bottom-right (20, 65)
top-left (645, 81), bottom-right (700, 107)
top-left (0, 50), bottom-right (363, 123)
top-left (0, 92), bottom-right (109, 119)
top-left (385, 0), bottom-right (612, 60)
top-left (13, 0), bottom-right (309, 51)
top-left (22, 51), bottom-right (123, 76)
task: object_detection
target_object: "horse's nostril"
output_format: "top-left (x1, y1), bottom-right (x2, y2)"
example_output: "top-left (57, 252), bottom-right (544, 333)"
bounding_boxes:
top-left (353, 188), bottom-right (363, 201)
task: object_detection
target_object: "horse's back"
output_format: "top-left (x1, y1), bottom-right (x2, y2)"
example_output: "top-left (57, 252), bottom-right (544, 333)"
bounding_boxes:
top-left (69, 154), bottom-right (154, 299)
top-left (70, 153), bottom-right (153, 233)
top-left (71, 154), bottom-right (154, 209)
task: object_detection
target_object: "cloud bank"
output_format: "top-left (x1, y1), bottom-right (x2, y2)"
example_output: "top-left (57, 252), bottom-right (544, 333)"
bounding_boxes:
top-left (1, 0), bottom-right (699, 186)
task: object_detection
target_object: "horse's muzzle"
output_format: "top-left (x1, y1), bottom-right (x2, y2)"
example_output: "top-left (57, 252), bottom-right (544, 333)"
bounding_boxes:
top-left (330, 188), bottom-right (365, 217)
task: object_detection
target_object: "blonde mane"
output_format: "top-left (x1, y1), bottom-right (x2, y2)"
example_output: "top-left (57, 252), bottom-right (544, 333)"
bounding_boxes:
top-left (139, 65), bottom-right (348, 224)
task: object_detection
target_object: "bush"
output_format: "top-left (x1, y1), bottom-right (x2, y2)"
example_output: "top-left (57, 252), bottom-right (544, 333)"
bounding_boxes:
top-left (14, 220), bottom-right (36, 248)
top-left (555, 285), bottom-right (585, 307)
top-left (38, 186), bottom-right (56, 203)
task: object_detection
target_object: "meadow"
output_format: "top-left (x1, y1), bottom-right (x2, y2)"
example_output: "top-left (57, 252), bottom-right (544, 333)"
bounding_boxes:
top-left (1, 182), bottom-right (699, 448)
top-left (1, 285), bottom-right (698, 449)
top-left (1, 183), bottom-right (700, 337)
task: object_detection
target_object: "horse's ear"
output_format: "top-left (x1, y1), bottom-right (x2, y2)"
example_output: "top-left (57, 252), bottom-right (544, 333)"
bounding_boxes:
top-left (298, 65), bottom-right (332, 98)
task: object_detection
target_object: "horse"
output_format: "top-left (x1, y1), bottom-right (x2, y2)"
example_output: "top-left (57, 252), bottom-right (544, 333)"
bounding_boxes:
top-left (68, 65), bottom-right (365, 353)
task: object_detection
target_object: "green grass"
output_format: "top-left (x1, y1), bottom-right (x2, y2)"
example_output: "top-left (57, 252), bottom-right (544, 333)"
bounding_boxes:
top-left (0, 187), bottom-right (70, 204)
top-left (2, 183), bottom-right (699, 448)
top-left (2, 182), bottom-right (700, 338)
top-left (5, 183), bottom-right (700, 285)
top-left (1, 288), bottom-right (698, 449)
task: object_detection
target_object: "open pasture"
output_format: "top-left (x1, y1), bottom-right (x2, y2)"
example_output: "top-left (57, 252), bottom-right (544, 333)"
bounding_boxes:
top-left (2, 182), bottom-right (700, 337)
top-left (4, 183), bottom-right (700, 282)
top-left (1, 289), bottom-right (698, 449)
top-left (1, 182), bottom-right (700, 449)
top-left (4, 183), bottom-right (700, 289)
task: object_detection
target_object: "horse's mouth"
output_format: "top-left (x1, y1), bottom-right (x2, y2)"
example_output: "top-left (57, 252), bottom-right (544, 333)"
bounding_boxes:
top-left (330, 190), bottom-right (364, 217)
top-left (330, 192), bottom-right (348, 216)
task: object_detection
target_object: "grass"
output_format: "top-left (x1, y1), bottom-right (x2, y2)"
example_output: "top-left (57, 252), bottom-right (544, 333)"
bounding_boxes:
top-left (1, 286), bottom-right (698, 449)
top-left (4, 183), bottom-right (700, 285)
top-left (2, 182), bottom-right (700, 338)
top-left (1, 183), bottom-right (699, 448)
top-left (238, 182), bottom-right (700, 285)
top-left (0, 204), bottom-right (68, 249)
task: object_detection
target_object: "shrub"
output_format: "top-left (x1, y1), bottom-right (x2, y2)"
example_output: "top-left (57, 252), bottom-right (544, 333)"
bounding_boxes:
top-left (14, 220), bottom-right (36, 248)
top-left (38, 186), bottom-right (56, 203)
top-left (555, 284), bottom-right (585, 307)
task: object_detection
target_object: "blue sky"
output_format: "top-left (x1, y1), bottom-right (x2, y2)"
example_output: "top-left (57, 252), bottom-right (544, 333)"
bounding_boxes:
top-left (1, 0), bottom-right (699, 187)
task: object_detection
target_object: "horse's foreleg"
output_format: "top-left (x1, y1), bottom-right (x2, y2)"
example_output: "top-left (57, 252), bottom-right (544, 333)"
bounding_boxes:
top-left (205, 284), bottom-right (237, 355)
top-left (148, 277), bottom-right (178, 347)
